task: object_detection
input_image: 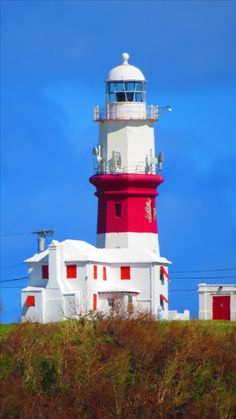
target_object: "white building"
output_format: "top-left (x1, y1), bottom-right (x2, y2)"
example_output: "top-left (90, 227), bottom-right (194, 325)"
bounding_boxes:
top-left (199, 283), bottom-right (236, 321)
top-left (21, 53), bottom-right (189, 322)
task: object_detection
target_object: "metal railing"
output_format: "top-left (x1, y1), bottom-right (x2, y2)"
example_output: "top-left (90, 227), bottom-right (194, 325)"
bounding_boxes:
top-left (94, 105), bottom-right (159, 121)
top-left (93, 163), bottom-right (160, 176)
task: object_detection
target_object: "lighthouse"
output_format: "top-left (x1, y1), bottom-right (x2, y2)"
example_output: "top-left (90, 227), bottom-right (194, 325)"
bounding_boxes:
top-left (21, 53), bottom-right (178, 323)
top-left (90, 53), bottom-right (166, 254)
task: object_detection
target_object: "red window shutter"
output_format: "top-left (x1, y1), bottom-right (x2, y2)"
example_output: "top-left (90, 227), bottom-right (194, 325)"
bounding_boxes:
top-left (160, 293), bottom-right (168, 304)
top-left (103, 267), bottom-right (107, 281)
top-left (42, 265), bottom-right (49, 279)
top-left (93, 294), bottom-right (97, 310)
top-left (26, 296), bottom-right (35, 307)
top-left (160, 266), bottom-right (169, 279)
top-left (120, 266), bottom-right (131, 280)
top-left (93, 265), bottom-right (97, 279)
top-left (67, 265), bottom-right (77, 279)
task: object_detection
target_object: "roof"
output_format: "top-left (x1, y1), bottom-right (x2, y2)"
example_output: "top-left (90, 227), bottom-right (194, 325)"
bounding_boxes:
top-left (25, 239), bottom-right (171, 265)
top-left (106, 52), bottom-right (145, 82)
top-left (98, 287), bottom-right (140, 294)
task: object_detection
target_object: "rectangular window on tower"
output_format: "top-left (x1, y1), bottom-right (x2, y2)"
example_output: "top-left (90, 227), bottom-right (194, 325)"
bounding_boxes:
top-left (120, 266), bottom-right (131, 280)
top-left (66, 265), bottom-right (77, 279)
top-left (115, 203), bottom-right (122, 217)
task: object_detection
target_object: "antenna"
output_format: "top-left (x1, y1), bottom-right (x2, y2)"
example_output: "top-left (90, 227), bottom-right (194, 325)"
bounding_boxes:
top-left (157, 152), bottom-right (164, 173)
top-left (32, 230), bottom-right (54, 252)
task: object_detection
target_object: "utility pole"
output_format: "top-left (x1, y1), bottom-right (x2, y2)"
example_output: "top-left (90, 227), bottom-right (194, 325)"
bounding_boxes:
top-left (32, 230), bottom-right (54, 252)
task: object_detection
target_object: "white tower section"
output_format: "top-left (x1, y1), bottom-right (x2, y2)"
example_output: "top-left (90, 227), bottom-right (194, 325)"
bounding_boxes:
top-left (93, 53), bottom-right (159, 176)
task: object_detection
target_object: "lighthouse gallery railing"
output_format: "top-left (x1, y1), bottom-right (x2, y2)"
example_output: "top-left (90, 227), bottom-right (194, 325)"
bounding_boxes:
top-left (94, 105), bottom-right (159, 121)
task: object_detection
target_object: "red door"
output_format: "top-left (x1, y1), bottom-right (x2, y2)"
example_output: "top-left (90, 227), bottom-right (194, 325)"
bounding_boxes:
top-left (212, 296), bottom-right (230, 320)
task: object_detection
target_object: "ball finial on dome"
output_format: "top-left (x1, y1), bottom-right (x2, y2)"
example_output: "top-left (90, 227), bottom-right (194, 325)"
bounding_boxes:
top-left (122, 52), bottom-right (129, 65)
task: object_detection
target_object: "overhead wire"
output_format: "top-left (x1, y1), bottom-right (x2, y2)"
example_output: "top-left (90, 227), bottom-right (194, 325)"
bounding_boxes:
top-left (170, 267), bottom-right (236, 273)
top-left (0, 277), bottom-right (28, 283)
top-left (0, 232), bottom-right (31, 237)
top-left (170, 275), bottom-right (236, 280)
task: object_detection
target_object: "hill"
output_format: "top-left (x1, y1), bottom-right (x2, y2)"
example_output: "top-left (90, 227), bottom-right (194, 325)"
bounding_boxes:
top-left (0, 318), bottom-right (236, 418)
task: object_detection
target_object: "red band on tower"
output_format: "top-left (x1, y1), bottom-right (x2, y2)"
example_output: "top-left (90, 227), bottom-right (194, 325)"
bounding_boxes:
top-left (89, 174), bottom-right (164, 234)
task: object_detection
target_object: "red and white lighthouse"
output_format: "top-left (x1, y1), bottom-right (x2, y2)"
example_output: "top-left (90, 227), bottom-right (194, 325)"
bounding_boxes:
top-left (22, 52), bottom-right (187, 323)
top-left (90, 53), bottom-right (165, 254)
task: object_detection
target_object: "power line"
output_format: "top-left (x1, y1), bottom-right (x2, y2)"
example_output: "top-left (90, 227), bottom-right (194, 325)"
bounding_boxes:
top-left (169, 289), bottom-right (197, 292)
top-left (170, 267), bottom-right (236, 273)
top-left (170, 275), bottom-right (236, 280)
top-left (1, 263), bottom-right (25, 270)
top-left (0, 277), bottom-right (28, 283)
top-left (0, 232), bottom-right (31, 237)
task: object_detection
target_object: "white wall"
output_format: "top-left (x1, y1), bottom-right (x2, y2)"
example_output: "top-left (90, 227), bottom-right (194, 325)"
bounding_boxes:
top-left (99, 121), bottom-right (156, 174)
top-left (97, 232), bottom-right (160, 254)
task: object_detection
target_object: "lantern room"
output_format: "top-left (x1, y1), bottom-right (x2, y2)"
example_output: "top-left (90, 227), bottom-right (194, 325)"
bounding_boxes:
top-left (94, 52), bottom-right (159, 121)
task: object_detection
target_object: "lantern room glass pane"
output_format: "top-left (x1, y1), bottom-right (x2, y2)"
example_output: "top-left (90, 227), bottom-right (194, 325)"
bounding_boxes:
top-left (115, 82), bottom-right (124, 91)
top-left (125, 82), bottom-right (135, 90)
top-left (135, 92), bottom-right (143, 102)
top-left (116, 92), bottom-right (126, 102)
top-left (126, 92), bottom-right (134, 101)
top-left (136, 82), bottom-right (144, 91)
top-left (109, 93), bottom-right (116, 102)
top-left (108, 83), bottom-right (115, 93)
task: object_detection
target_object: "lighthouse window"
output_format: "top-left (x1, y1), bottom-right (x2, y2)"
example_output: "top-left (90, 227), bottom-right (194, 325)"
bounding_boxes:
top-left (135, 92), bottom-right (143, 102)
top-left (116, 92), bottom-right (126, 102)
top-left (125, 82), bottom-right (135, 90)
top-left (115, 203), bottom-right (122, 217)
top-left (126, 92), bottom-right (135, 101)
top-left (107, 82), bottom-right (145, 103)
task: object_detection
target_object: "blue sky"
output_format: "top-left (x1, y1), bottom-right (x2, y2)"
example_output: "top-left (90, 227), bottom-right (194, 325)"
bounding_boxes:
top-left (1, 1), bottom-right (236, 322)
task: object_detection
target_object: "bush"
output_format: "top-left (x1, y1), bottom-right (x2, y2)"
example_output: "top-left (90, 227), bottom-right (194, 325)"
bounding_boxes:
top-left (0, 318), bottom-right (235, 418)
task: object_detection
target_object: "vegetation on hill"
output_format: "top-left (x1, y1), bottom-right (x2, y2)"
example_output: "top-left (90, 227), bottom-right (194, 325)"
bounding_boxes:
top-left (0, 316), bottom-right (236, 418)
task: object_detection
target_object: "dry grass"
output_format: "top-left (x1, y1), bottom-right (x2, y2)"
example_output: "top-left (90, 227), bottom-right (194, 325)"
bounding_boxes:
top-left (0, 318), bottom-right (236, 418)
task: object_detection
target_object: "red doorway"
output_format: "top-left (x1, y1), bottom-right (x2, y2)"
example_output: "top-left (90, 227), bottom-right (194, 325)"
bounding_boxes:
top-left (212, 296), bottom-right (230, 320)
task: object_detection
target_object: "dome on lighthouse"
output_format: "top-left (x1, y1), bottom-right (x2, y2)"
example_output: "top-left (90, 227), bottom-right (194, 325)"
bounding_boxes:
top-left (107, 53), bottom-right (145, 81)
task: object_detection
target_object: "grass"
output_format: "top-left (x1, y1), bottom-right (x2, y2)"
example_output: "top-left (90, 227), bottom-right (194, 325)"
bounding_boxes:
top-left (0, 318), bottom-right (236, 418)
top-left (0, 323), bottom-right (16, 339)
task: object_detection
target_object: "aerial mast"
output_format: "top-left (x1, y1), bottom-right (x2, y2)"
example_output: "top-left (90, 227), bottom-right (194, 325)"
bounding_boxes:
top-left (32, 229), bottom-right (54, 252)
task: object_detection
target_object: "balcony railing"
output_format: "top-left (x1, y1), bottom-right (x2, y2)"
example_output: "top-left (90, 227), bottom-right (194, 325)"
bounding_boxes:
top-left (94, 104), bottom-right (159, 121)
top-left (93, 162), bottom-right (161, 176)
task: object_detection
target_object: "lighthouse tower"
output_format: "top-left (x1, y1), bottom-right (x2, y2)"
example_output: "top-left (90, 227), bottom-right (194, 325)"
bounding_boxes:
top-left (90, 53), bottom-right (164, 255)
top-left (21, 52), bottom-right (178, 323)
